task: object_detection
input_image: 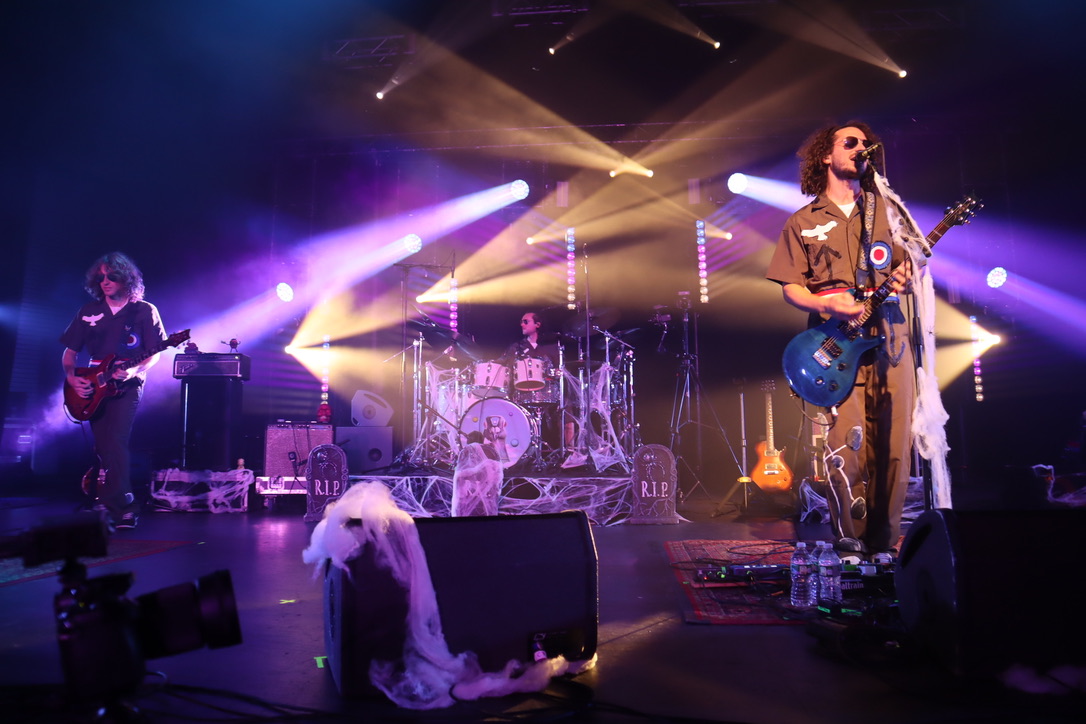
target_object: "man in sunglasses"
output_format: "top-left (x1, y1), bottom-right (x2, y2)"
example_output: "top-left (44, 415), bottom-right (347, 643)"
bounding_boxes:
top-left (766, 121), bottom-right (915, 557)
top-left (60, 252), bottom-right (168, 531)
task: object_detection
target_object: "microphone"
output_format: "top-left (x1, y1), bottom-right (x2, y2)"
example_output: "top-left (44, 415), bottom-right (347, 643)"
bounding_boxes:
top-left (859, 142), bottom-right (881, 161)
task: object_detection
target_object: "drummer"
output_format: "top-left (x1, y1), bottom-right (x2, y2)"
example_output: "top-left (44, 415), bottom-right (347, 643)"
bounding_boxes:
top-left (499, 311), bottom-right (574, 453)
top-left (499, 311), bottom-right (560, 368)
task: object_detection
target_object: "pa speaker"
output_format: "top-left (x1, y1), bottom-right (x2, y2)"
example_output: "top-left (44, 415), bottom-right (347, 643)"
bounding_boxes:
top-left (323, 510), bottom-right (598, 699)
top-left (263, 423), bottom-right (333, 478)
top-left (350, 390), bottom-right (393, 427)
top-left (896, 508), bottom-right (1086, 677)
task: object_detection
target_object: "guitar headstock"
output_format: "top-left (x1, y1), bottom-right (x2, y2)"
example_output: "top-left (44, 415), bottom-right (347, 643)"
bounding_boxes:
top-left (167, 329), bottom-right (192, 348)
top-left (947, 196), bottom-right (983, 226)
top-left (761, 379), bottom-right (776, 393)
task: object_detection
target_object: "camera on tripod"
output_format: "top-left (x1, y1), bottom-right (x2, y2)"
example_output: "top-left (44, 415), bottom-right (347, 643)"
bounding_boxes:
top-left (2, 513), bottom-right (243, 702)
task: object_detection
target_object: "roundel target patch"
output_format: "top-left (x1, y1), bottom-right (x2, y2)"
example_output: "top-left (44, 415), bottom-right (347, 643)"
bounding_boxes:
top-left (868, 241), bottom-right (892, 270)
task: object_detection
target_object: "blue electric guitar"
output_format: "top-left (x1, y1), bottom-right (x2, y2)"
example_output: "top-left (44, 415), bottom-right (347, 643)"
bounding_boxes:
top-left (782, 196), bottom-right (981, 408)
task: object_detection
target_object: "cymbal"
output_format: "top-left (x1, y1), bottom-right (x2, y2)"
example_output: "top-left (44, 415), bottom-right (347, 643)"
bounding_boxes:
top-left (410, 321), bottom-right (482, 362)
top-left (563, 307), bottom-right (619, 337)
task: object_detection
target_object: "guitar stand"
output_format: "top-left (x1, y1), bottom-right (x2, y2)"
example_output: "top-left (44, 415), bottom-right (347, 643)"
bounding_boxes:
top-left (713, 476), bottom-right (787, 518)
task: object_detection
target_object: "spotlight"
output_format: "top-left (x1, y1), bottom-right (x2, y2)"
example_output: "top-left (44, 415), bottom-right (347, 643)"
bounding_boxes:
top-left (375, 91), bottom-right (385, 100)
top-left (986, 266), bottom-right (1008, 289)
top-left (609, 170), bottom-right (618, 178)
top-left (898, 69), bottom-right (908, 78)
top-left (727, 173), bottom-right (748, 195)
top-left (509, 179), bottom-right (530, 200)
top-left (403, 234), bottom-right (423, 254)
top-left (276, 282), bottom-right (295, 302)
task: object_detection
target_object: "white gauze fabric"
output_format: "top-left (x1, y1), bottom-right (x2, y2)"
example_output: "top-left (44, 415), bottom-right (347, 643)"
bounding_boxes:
top-left (302, 481), bottom-right (595, 709)
top-left (873, 172), bottom-right (952, 508)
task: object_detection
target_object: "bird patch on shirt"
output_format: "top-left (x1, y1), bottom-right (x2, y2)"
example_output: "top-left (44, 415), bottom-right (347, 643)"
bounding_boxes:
top-left (82, 313), bottom-right (104, 327)
top-left (800, 221), bottom-right (838, 241)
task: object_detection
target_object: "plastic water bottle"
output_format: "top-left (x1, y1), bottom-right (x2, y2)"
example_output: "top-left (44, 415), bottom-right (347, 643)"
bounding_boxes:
top-left (789, 542), bottom-right (815, 608)
top-left (815, 541), bottom-right (843, 603)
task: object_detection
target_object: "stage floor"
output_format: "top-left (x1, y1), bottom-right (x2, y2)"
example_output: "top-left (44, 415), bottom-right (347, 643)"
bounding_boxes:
top-left (0, 476), bottom-right (1080, 724)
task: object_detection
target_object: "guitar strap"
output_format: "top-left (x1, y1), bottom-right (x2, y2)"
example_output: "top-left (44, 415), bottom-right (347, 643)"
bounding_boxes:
top-left (860, 191), bottom-right (906, 366)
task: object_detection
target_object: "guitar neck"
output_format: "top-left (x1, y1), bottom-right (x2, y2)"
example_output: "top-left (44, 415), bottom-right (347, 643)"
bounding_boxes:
top-left (764, 391), bottom-right (776, 453)
top-left (850, 205), bottom-right (959, 330)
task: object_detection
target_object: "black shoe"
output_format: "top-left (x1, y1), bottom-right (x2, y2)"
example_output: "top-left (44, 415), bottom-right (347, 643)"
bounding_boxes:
top-left (116, 512), bottom-right (138, 530)
top-left (834, 537), bottom-right (867, 554)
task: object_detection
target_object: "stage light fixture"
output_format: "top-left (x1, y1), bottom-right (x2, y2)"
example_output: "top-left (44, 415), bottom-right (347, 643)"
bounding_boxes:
top-left (449, 278), bottom-right (459, 333)
top-left (566, 227), bottom-right (577, 310)
top-left (2, 514), bottom-right (242, 703)
top-left (375, 91), bottom-right (385, 100)
top-left (276, 282), bottom-right (295, 302)
top-left (727, 173), bottom-right (748, 195)
top-left (898, 69), bottom-right (908, 78)
top-left (695, 220), bottom-right (709, 303)
top-left (986, 266), bottom-right (1008, 289)
top-left (403, 234), bottom-right (423, 254)
top-left (969, 316), bottom-right (1001, 403)
top-left (510, 179), bottom-right (530, 200)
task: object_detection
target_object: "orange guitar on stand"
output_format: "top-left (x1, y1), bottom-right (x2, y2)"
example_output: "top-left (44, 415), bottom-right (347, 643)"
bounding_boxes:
top-left (749, 380), bottom-right (794, 493)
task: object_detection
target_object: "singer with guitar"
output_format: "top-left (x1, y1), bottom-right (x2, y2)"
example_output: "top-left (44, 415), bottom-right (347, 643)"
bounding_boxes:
top-left (61, 252), bottom-right (169, 531)
top-left (766, 121), bottom-right (916, 557)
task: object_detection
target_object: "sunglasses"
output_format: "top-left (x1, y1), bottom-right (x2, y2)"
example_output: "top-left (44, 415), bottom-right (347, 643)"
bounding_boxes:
top-left (93, 271), bottom-right (125, 284)
top-left (840, 136), bottom-right (876, 150)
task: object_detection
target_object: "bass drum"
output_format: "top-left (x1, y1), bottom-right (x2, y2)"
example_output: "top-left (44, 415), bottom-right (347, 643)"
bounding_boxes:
top-left (459, 398), bottom-right (538, 468)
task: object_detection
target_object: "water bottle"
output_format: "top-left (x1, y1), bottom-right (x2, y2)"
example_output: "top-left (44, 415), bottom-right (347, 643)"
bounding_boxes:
top-left (789, 542), bottom-right (814, 608)
top-left (815, 541), bottom-right (843, 603)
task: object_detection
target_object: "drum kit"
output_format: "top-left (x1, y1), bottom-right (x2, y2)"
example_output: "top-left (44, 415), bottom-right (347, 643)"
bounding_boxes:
top-left (402, 308), bottom-right (640, 473)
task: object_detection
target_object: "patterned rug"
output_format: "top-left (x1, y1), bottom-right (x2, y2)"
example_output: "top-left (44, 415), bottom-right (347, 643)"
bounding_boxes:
top-left (664, 539), bottom-right (803, 625)
top-left (0, 538), bottom-right (194, 587)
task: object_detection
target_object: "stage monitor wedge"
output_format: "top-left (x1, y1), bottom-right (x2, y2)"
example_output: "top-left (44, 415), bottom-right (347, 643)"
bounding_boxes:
top-left (323, 510), bottom-right (598, 699)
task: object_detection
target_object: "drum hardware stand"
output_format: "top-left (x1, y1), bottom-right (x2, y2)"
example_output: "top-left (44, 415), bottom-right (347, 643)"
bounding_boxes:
top-left (712, 380), bottom-right (768, 516)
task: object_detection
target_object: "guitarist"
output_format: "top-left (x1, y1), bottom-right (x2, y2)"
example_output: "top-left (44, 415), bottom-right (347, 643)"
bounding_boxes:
top-left (766, 122), bottom-right (915, 558)
top-left (60, 252), bottom-right (168, 531)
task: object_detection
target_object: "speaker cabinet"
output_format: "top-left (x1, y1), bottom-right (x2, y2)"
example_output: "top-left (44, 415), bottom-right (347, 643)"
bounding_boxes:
top-left (263, 423), bottom-right (333, 478)
top-left (323, 511), bottom-right (598, 698)
top-left (333, 426), bottom-right (393, 473)
top-left (180, 378), bottom-right (243, 471)
top-left (896, 508), bottom-right (1086, 676)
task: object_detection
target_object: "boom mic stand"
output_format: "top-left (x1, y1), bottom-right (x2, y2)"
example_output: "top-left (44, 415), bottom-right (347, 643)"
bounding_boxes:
top-left (667, 293), bottom-right (742, 502)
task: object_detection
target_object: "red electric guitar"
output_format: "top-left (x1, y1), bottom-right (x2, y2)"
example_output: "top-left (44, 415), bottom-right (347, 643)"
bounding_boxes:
top-left (749, 380), bottom-right (794, 493)
top-left (64, 329), bottom-right (190, 422)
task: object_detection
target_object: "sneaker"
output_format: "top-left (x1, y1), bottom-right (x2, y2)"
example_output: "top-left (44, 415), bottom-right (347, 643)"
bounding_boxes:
top-left (116, 513), bottom-right (138, 530)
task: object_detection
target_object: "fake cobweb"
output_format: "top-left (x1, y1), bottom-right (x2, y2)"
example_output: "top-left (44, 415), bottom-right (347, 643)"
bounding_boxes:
top-left (414, 361), bottom-right (631, 474)
top-left (873, 171), bottom-right (953, 509)
top-left (150, 468), bottom-right (253, 513)
top-left (302, 482), bottom-right (596, 709)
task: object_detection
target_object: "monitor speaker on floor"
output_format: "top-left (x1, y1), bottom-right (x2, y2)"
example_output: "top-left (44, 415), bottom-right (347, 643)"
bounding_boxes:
top-left (323, 510), bottom-right (599, 698)
top-left (896, 507), bottom-right (1086, 677)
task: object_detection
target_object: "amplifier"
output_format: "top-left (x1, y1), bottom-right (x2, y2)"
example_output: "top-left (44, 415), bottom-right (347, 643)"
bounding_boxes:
top-left (264, 422), bottom-right (333, 478)
top-left (173, 353), bottom-right (251, 381)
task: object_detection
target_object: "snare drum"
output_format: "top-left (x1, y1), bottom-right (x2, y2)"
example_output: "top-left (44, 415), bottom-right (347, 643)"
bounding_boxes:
top-left (513, 357), bottom-right (546, 391)
top-left (514, 368), bottom-right (560, 406)
top-left (459, 398), bottom-right (538, 467)
top-left (470, 361), bottom-right (509, 398)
